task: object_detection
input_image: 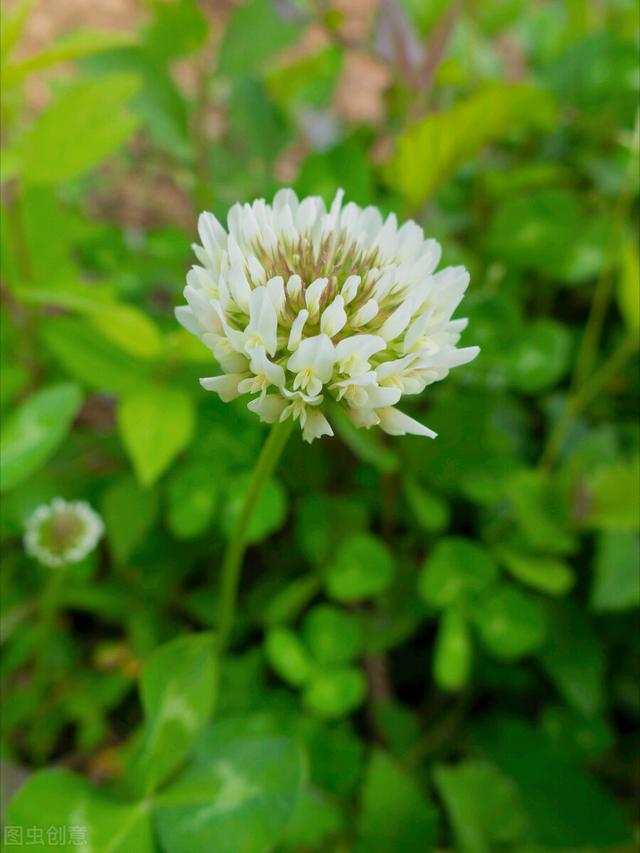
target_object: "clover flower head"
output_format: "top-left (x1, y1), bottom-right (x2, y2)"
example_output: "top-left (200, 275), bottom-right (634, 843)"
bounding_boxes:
top-left (24, 498), bottom-right (104, 568)
top-left (177, 188), bottom-right (479, 442)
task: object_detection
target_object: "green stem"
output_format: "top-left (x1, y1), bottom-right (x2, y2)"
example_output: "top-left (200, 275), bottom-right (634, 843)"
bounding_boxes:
top-left (540, 335), bottom-right (638, 470)
top-left (212, 419), bottom-right (294, 699)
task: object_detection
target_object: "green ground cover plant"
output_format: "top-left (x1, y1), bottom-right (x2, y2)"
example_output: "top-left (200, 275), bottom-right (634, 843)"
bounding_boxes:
top-left (1, 1), bottom-right (638, 850)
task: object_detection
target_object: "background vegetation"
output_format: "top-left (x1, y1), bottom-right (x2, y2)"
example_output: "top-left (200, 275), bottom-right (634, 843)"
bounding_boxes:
top-left (1, 0), bottom-right (638, 850)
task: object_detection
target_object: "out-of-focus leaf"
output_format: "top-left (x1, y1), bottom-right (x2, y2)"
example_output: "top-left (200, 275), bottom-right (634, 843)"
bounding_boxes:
top-left (302, 604), bottom-right (362, 665)
top-left (384, 84), bottom-right (555, 207)
top-left (508, 319), bottom-right (572, 393)
top-left (21, 74), bottom-right (141, 185)
top-left (142, 0), bottom-right (207, 64)
top-left (265, 626), bottom-right (312, 687)
top-left (166, 460), bottom-right (218, 540)
top-left (326, 533), bottom-right (395, 602)
top-left (433, 761), bottom-right (528, 853)
top-left (218, 0), bottom-right (301, 78)
top-left (403, 477), bottom-right (450, 533)
top-left (154, 734), bottom-right (305, 853)
top-left (101, 474), bottom-right (159, 565)
top-left (331, 403), bottom-right (399, 473)
top-left (303, 666), bottom-right (366, 718)
top-left (0, 0), bottom-right (35, 63)
top-left (266, 45), bottom-right (342, 110)
top-left (281, 785), bottom-right (343, 850)
top-left (584, 455), bottom-right (640, 531)
top-left (433, 605), bottom-right (472, 691)
top-left (591, 531), bottom-right (640, 612)
top-left (537, 602), bottom-right (604, 716)
top-left (419, 537), bottom-right (498, 609)
top-left (473, 585), bottom-right (547, 660)
top-left (496, 547), bottom-right (575, 596)
top-left (475, 718), bottom-right (631, 848)
top-left (3, 29), bottom-right (135, 87)
top-left (617, 239), bottom-right (640, 334)
top-left (129, 633), bottom-right (215, 795)
top-left (296, 142), bottom-right (373, 207)
top-left (0, 383), bottom-right (82, 492)
top-left (506, 470), bottom-right (576, 555)
top-left (541, 705), bottom-right (613, 763)
top-left (221, 475), bottom-right (288, 543)
top-left (117, 385), bottom-right (194, 487)
top-left (7, 770), bottom-right (154, 852)
top-left (357, 750), bottom-right (438, 853)
top-left (262, 575), bottom-right (322, 627)
top-left (89, 303), bottom-right (163, 360)
top-left (296, 493), bottom-right (369, 567)
top-left (41, 317), bottom-right (150, 395)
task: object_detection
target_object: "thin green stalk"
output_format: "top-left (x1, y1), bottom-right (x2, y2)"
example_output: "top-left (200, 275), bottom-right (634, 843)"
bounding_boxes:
top-left (540, 335), bottom-right (638, 470)
top-left (212, 419), bottom-right (294, 702)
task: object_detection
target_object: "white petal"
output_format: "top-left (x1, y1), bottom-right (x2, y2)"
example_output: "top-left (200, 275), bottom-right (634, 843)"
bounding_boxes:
top-left (320, 295), bottom-right (347, 337)
top-left (175, 306), bottom-right (199, 336)
top-left (287, 334), bottom-right (335, 382)
top-left (288, 309), bottom-right (308, 351)
top-left (302, 409), bottom-right (334, 443)
top-left (198, 212), bottom-right (227, 258)
top-left (246, 287), bottom-right (278, 356)
top-left (247, 394), bottom-right (288, 423)
top-left (228, 264), bottom-right (251, 314)
top-left (351, 299), bottom-right (379, 327)
top-left (378, 299), bottom-right (416, 342)
top-left (305, 277), bottom-right (328, 319)
top-left (287, 274), bottom-right (303, 302)
top-left (248, 255), bottom-right (266, 285)
top-left (365, 384), bottom-right (402, 408)
top-left (200, 373), bottom-right (247, 402)
top-left (377, 407), bottom-right (437, 438)
top-left (341, 275), bottom-right (361, 304)
top-left (249, 346), bottom-right (285, 387)
top-left (335, 334), bottom-right (386, 377)
top-left (266, 276), bottom-right (285, 317)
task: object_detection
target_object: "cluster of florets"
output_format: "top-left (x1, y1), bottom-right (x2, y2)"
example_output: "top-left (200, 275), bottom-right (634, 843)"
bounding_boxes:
top-left (176, 189), bottom-right (478, 442)
top-left (24, 498), bottom-right (104, 568)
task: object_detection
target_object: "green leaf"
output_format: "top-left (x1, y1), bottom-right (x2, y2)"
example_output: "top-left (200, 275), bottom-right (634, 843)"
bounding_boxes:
top-left (265, 627), bottom-right (312, 687)
top-left (89, 303), bottom-right (163, 360)
top-left (475, 718), bottom-right (631, 848)
top-left (0, 383), bottom-right (82, 492)
top-left (280, 784), bottom-right (343, 850)
top-left (326, 533), bottom-right (395, 602)
top-left (7, 769), bottom-right (153, 852)
top-left (617, 238), bottom-right (640, 333)
top-left (142, 0), bottom-right (208, 64)
top-left (221, 474), bottom-right (288, 543)
top-left (357, 750), bottom-right (438, 853)
top-left (584, 455), bottom-right (640, 531)
top-left (496, 547), bottom-right (575, 596)
top-left (537, 602), bottom-right (604, 716)
top-left (218, 0), bottom-right (301, 78)
top-left (473, 584), bottom-right (547, 660)
top-left (42, 316), bottom-right (150, 395)
top-left (433, 761), bottom-right (528, 853)
top-left (21, 74), bottom-right (141, 185)
top-left (508, 319), bottom-right (572, 393)
top-left (591, 531), bottom-right (640, 612)
top-left (101, 474), bottom-right (159, 565)
top-left (506, 469), bottom-right (576, 555)
top-left (419, 537), bottom-right (498, 609)
top-left (262, 575), bottom-right (322, 627)
top-left (330, 403), bottom-right (399, 472)
top-left (403, 477), bottom-right (450, 533)
top-left (384, 84), bottom-right (555, 207)
top-left (129, 633), bottom-right (215, 794)
top-left (166, 460), bottom-right (218, 540)
top-left (3, 29), bottom-right (135, 87)
top-left (433, 605), bottom-right (472, 691)
top-left (302, 604), bottom-right (362, 665)
top-left (154, 734), bottom-right (305, 853)
top-left (117, 385), bottom-right (194, 486)
top-left (0, 0), bottom-right (35, 64)
top-left (303, 666), bottom-right (366, 719)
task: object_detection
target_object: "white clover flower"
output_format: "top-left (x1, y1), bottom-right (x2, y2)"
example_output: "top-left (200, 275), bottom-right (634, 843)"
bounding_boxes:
top-left (24, 498), bottom-right (104, 568)
top-left (177, 189), bottom-right (479, 443)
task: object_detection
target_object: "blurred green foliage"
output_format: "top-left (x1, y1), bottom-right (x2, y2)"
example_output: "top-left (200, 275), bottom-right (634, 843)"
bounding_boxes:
top-left (1, 0), bottom-right (638, 850)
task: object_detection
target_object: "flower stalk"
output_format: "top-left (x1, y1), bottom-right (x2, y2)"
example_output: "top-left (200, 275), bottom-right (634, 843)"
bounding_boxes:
top-left (212, 419), bottom-right (294, 703)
